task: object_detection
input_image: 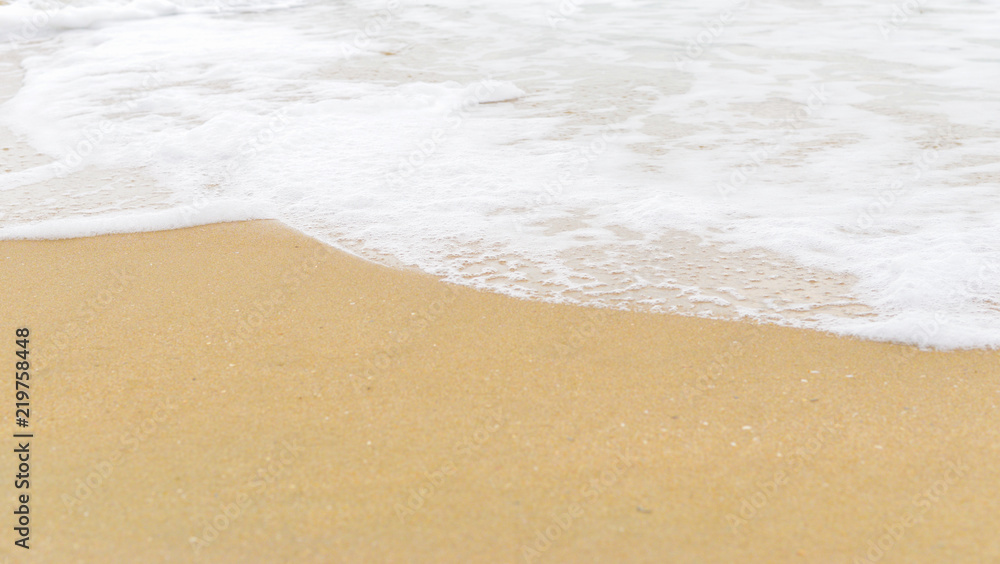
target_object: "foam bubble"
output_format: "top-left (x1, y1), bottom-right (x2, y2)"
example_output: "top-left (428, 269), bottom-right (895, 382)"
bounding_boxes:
top-left (0, 199), bottom-right (276, 239)
top-left (1, 0), bottom-right (998, 349)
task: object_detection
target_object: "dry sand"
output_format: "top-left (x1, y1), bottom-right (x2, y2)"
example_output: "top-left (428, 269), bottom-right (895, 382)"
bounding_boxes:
top-left (0, 220), bottom-right (997, 563)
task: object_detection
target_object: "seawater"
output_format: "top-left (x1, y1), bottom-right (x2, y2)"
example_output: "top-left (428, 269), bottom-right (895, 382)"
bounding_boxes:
top-left (1, 0), bottom-right (998, 348)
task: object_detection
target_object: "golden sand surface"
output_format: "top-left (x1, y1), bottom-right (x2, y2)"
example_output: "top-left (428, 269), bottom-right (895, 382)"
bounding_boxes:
top-left (0, 220), bottom-right (997, 563)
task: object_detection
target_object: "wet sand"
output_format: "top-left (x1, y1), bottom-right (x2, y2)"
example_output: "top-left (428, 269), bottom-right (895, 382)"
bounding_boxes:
top-left (0, 219), bottom-right (997, 563)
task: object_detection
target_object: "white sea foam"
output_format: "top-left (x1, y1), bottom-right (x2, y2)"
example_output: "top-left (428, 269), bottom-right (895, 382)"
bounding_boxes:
top-left (0, 0), bottom-right (998, 348)
top-left (0, 198), bottom-right (275, 239)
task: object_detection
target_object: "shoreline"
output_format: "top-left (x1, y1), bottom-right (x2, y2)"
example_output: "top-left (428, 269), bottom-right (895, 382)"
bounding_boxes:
top-left (1, 219), bottom-right (997, 562)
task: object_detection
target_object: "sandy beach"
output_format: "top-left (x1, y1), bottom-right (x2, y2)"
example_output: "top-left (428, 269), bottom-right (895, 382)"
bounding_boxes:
top-left (1, 219), bottom-right (997, 563)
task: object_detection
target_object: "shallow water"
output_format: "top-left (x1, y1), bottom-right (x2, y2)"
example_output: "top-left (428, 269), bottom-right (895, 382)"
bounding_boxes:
top-left (1, 0), bottom-right (998, 348)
